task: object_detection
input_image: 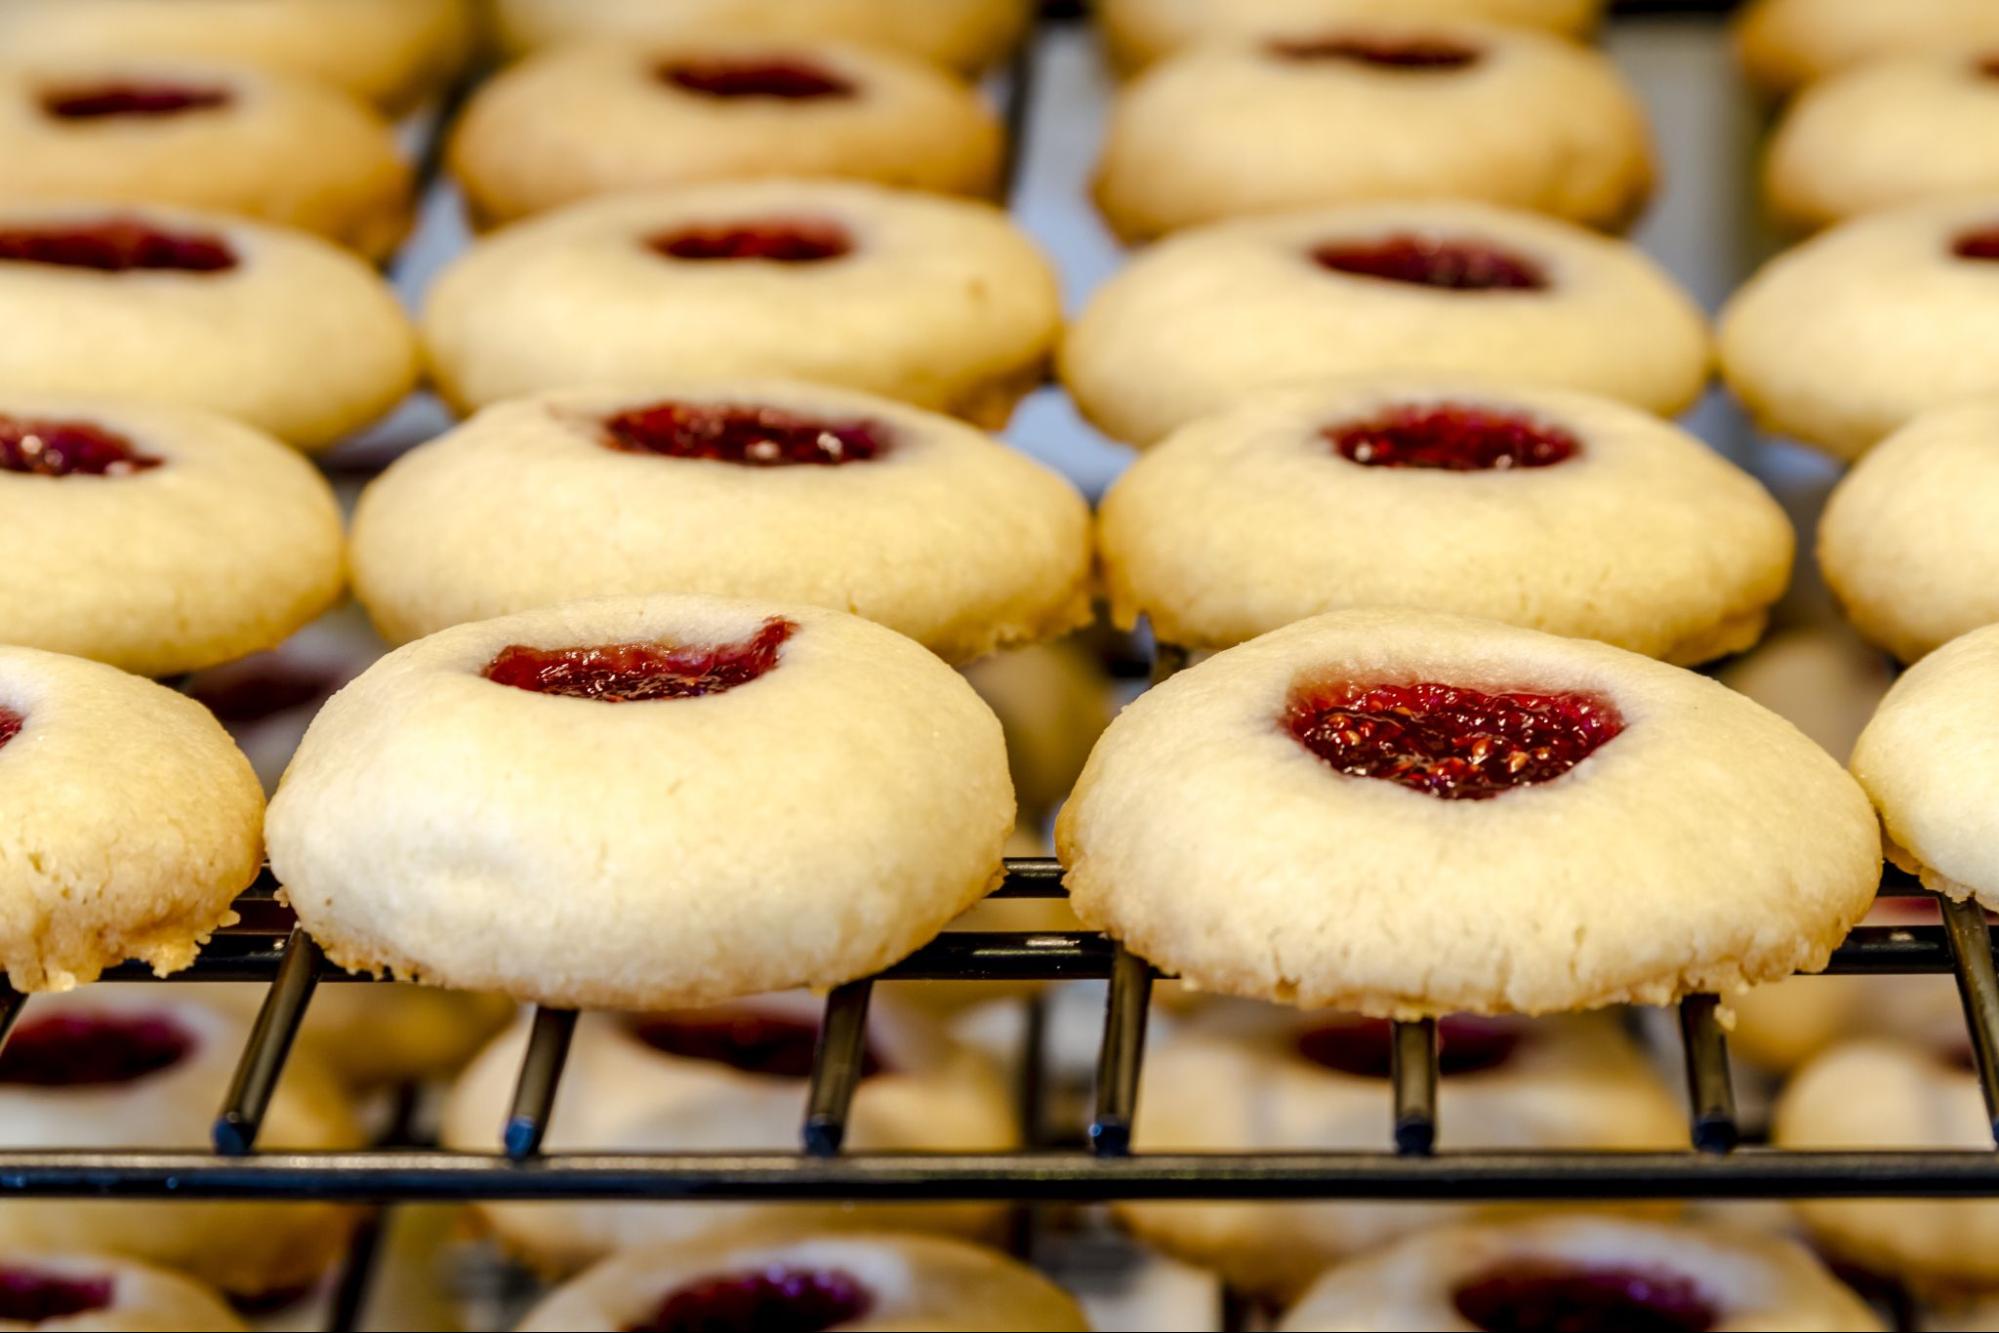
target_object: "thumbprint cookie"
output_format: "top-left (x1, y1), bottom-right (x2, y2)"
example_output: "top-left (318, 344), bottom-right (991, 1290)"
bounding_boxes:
top-left (1735, 0), bottom-right (1999, 95)
top-left (0, 1252), bottom-right (247, 1331)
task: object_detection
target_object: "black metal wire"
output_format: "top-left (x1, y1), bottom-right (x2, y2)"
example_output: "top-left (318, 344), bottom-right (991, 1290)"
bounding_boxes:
top-left (1391, 1020), bottom-right (1438, 1156)
top-left (1678, 995), bottom-right (1740, 1155)
top-left (1088, 945), bottom-right (1154, 1157)
top-left (1939, 894), bottom-right (1999, 1143)
top-left (803, 979), bottom-right (875, 1156)
top-left (214, 929), bottom-right (323, 1156)
top-left (503, 1008), bottom-right (577, 1160)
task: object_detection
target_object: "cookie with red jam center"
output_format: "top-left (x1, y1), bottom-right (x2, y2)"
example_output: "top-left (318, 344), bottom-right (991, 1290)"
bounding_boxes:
top-left (0, 1253), bottom-right (242, 1332)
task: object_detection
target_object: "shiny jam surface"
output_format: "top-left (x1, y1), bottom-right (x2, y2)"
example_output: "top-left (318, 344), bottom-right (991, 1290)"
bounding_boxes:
top-left (0, 217), bottom-right (236, 273)
top-left (1296, 1015), bottom-right (1524, 1078)
top-left (649, 219), bottom-right (853, 263)
top-left (483, 618), bottom-right (795, 703)
top-left (0, 708), bottom-right (19, 752)
top-left (0, 1268), bottom-right (115, 1324)
top-left (1328, 405), bottom-right (1579, 471)
top-left (41, 81), bottom-right (232, 119)
top-left (1312, 234), bottom-right (1547, 291)
top-left (1452, 1262), bottom-right (1718, 1333)
top-left (625, 1268), bottom-right (873, 1333)
top-left (0, 414), bottom-right (162, 477)
top-left (659, 57), bottom-right (856, 99)
top-left (627, 1012), bottom-right (885, 1079)
top-left (0, 1013), bottom-right (195, 1087)
top-left (1284, 681), bottom-right (1622, 801)
top-left (602, 401), bottom-right (886, 466)
top-left (1267, 35), bottom-right (1482, 69)
top-left (1952, 226), bottom-right (1999, 262)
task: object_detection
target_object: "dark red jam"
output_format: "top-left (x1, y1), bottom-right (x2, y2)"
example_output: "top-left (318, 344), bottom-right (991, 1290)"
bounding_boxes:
top-left (1312, 234), bottom-right (1547, 291)
top-left (1284, 681), bottom-right (1623, 801)
top-left (40, 81), bottom-right (232, 119)
top-left (0, 709), bottom-right (18, 752)
top-left (0, 217), bottom-right (236, 273)
top-left (1267, 35), bottom-right (1482, 70)
top-left (603, 401), bottom-right (887, 466)
top-left (483, 618), bottom-right (794, 703)
top-left (1452, 1262), bottom-right (1717, 1333)
top-left (1328, 405), bottom-right (1579, 471)
top-left (0, 1012), bottom-right (195, 1087)
top-left (184, 656), bottom-right (344, 723)
top-left (659, 57), bottom-right (856, 100)
top-left (627, 1012), bottom-right (885, 1079)
top-left (1952, 226), bottom-right (1999, 262)
top-left (650, 219), bottom-right (853, 263)
top-left (626, 1269), bottom-right (873, 1333)
top-left (0, 1268), bottom-right (114, 1324)
top-left (1980, 55), bottom-right (1999, 79)
top-left (1296, 1016), bottom-right (1524, 1078)
top-left (0, 414), bottom-right (162, 477)
top-left (226, 1283), bottom-right (315, 1317)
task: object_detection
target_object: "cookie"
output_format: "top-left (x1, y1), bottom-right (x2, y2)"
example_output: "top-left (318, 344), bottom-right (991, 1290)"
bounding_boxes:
top-left (1056, 609), bottom-right (1882, 1016)
top-left (1061, 200), bottom-right (1710, 446)
top-left (421, 180), bottom-right (1060, 430)
top-left (1819, 401), bottom-right (1999, 663)
top-left (1713, 625), bottom-right (1897, 765)
top-left (1721, 197), bottom-right (1999, 460)
top-left (1098, 378), bottom-right (1791, 663)
top-left (0, 0), bottom-right (471, 111)
top-left (1116, 1002), bottom-right (1682, 1298)
top-left (0, 986), bottom-right (359, 1298)
top-left (350, 381), bottom-right (1092, 663)
top-left (516, 1229), bottom-right (1088, 1333)
top-left (1735, 0), bottom-right (1999, 95)
top-left (1095, 20), bottom-right (1651, 241)
top-left (207, 982), bottom-right (514, 1089)
top-left (1277, 1215), bottom-right (1883, 1332)
top-left (0, 203), bottom-right (418, 452)
top-left (0, 1252), bottom-right (246, 1331)
top-left (451, 38), bottom-right (1001, 228)
top-left (0, 56), bottom-right (409, 259)
top-left (0, 647), bottom-right (263, 992)
top-left (1849, 621), bottom-right (1999, 910)
top-left (0, 396), bottom-right (344, 677)
top-left (444, 993), bottom-right (1017, 1271)
top-left (490, 0), bottom-right (1032, 74)
top-left (267, 595), bottom-right (1015, 1011)
top-left (1767, 54), bottom-right (1999, 232)
top-left (961, 637), bottom-right (1117, 820)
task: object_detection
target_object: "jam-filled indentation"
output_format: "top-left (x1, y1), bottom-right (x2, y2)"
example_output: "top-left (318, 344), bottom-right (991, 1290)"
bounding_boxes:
top-left (1296, 1015), bottom-right (1524, 1078)
top-left (1312, 234), bottom-right (1547, 291)
top-left (627, 1012), bottom-right (886, 1079)
top-left (0, 1268), bottom-right (115, 1324)
top-left (1452, 1261), bottom-right (1718, 1333)
top-left (0, 217), bottom-right (236, 273)
top-left (659, 57), bottom-right (857, 100)
top-left (483, 618), bottom-right (795, 703)
top-left (649, 219), bottom-right (853, 263)
top-left (1328, 404), bottom-right (1579, 471)
top-left (0, 414), bottom-right (163, 477)
top-left (1267, 35), bottom-right (1482, 70)
top-left (41, 81), bottom-right (232, 119)
top-left (0, 708), bottom-right (19, 753)
top-left (625, 1268), bottom-right (873, 1333)
top-left (1952, 225), bottom-right (1999, 262)
top-left (0, 1012), bottom-right (195, 1087)
top-left (602, 401), bottom-right (887, 466)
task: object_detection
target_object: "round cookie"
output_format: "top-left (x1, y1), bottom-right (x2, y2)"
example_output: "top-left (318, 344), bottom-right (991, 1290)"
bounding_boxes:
top-left (1735, 0), bottom-right (1999, 95)
top-left (1775, 1039), bottom-right (1999, 1288)
top-left (1098, 378), bottom-right (1791, 664)
top-left (0, 0), bottom-right (472, 112)
top-left (0, 986), bottom-right (360, 1299)
top-left (1097, 0), bottom-right (1606, 74)
top-left (0, 396), bottom-right (344, 677)
top-left (1116, 1002), bottom-right (1683, 1298)
top-left (1056, 609), bottom-right (1882, 1016)
top-left (961, 637), bottom-right (1117, 819)
top-left (0, 202), bottom-right (417, 452)
top-left (1714, 625), bottom-right (1898, 764)
top-left (1061, 199), bottom-right (1710, 447)
top-left (445, 993), bottom-right (1016, 1271)
top-left (1721, 197), bottom-right (1999, 460)
top-left (0, 647), bottom-right (263, 992)
top-left (1277, 1215), bottom-right (1884, 1332)
top-left (1095, 21), bottom-right (1651, 241)
top-left (350, 381), bottom-right (1092, 662)
top-left (451, 39), bottom-right (1002, 228)
top-left (1849, 621), bottom-right (1999, 910)
top-left (421, 180), bottom-right (1060, 429)
top-left (1819, 401), bottom-right (1999, 663)
top-left (266, 595), bottom-right (1015, 1011)
top-left (516, 1230), bottom-right (1088, 1333)
top-left (490, 0), bottom-right (1032, 74)
top-left (0, 1252), bottom-right (247, 1331)
top-left (0, 57), bottom-right (410, 259)
top-left (1767, 55), bottom-right (1999, 233)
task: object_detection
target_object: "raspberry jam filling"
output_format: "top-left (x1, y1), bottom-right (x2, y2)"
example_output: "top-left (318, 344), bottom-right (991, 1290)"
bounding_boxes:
top-left (484, 618), bottom-right (794, 703)
top-left (1297, 1016), bottom-right (1524, 1078)
top-left (0, 1013), bottom-right (195, 1087)
top-left (185, 657), bottom-right (344, 723)
top-left (659, 57), bottom-right (856, 100)
top-left (1453, 1262), bottom-right (1717, 1333)
top-left (0, 217), bottom-right (236, 273)
top-left (626, 1269), bottom-right (873, 1333)
top-left (1312, 235), bottom-right (1547, 291)
top-left (0, 1268), bottom-right (115, 1324)
top-left (0, 708), bottom-right (18, 752)
top-left (1268, 35), bottom-right (1482, 69)
top-left (0, 414), bottom-right (163, 477)
top-left (649, 219), bottom-right (853, 263)
top-left (41, 81), bottom-right (232, 119)
top-left (603, 401), bottom-right (887, 466)
top-left (628, 1012), bottom-right (886, 1079)
top-left (1952, 225), bottom-right (1999, 262)
top-left (1285, 681), bottom-right (1622, 801)
top-left (1329, 405), bottom-right (1579, 471)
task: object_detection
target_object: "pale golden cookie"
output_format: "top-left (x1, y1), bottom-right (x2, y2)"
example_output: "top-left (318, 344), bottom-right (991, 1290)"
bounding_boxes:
top-left (0, 1251), bottom-right (246, 1332)
top-left (421, 180), bottom-right (1059, 429)
top-left (1061, 200), bottom-right (1710, 446)
top-left (350, 381), bottom-right (1091, 663)
top-left (1735, 0), bottom-right (1999, 95)
top-left (267, 596), bottom-right (1015, 1011)
top-left (1095, 21), bottom-right (1651, 241)
top-left (1056, 609), bottom-right (1882, 1016)
top-left (1714, 625), bottom-right (1897, 764)
top-left (1098, 379), bottom-right (1790, 663)
top-left (207, 981), bottom-right (514, 1089)
top-left (961, 637), bottom-right (1117, 818)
